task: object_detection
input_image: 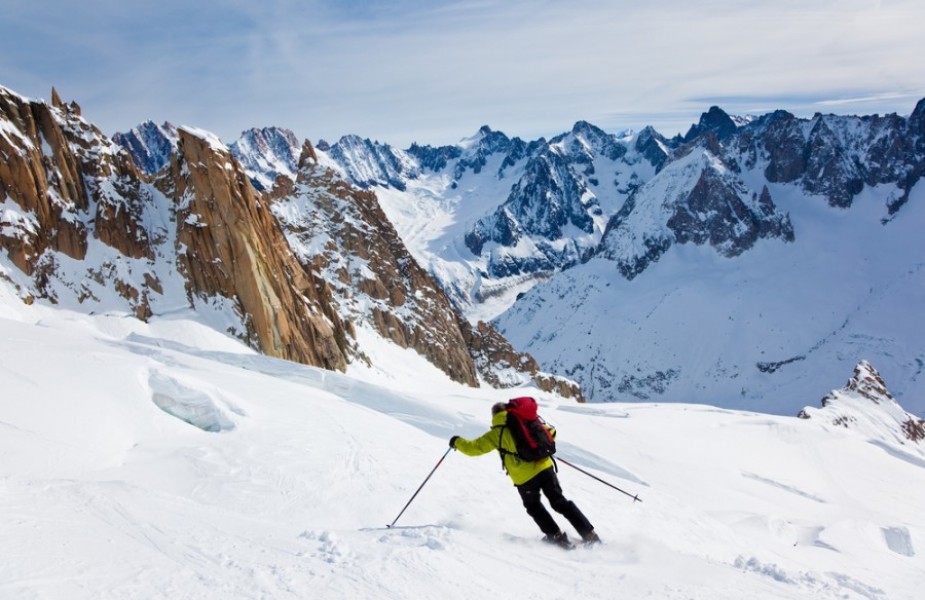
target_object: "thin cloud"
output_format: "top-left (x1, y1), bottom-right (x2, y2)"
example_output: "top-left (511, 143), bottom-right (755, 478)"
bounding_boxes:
top-left (1, 0), bottom-right (923, 147)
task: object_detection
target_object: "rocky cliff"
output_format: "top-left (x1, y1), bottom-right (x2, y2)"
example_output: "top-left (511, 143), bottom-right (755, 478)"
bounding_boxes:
top-left (269, 141), bottom-right (476, 384)
top-left (160, 128), bottom-right (350, 369)
top-left (0, 85), bottom-right (158, 317)
top-left (0, 87), bottom-right (349, 369)
top-left (268, 141), bottom-right (575, 392)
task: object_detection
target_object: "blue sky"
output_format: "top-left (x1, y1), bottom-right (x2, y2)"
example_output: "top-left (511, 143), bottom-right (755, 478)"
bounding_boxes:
top-left (2, 0), bottom-right (924, 147)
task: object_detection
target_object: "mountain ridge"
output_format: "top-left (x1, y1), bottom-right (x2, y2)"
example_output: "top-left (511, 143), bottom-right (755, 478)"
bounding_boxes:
top-left (79, 87), bottom-right (925, 413)
top-left (1, 84), bottom-right (571, 396)
top-left (210, 101), bottom-right (923, 415)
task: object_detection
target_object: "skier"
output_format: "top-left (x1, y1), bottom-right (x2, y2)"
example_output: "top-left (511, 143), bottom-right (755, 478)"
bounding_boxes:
top-left (449, 401), bottom-right (601, 548)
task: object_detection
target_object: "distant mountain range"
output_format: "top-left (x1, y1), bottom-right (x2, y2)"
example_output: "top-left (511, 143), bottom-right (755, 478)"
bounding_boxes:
top-left (3, 81), bottom-right (924, 416)
top-left (153, 98), bottom-right (921, 417)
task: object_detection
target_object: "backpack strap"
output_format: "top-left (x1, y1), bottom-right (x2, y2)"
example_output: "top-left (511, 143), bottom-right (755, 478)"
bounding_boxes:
top-left (492, 424), bottom-right (518, 473)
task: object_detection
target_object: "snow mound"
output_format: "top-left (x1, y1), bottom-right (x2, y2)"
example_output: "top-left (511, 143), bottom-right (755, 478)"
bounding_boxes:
top-left (148, 371), bottom-right (237, 432)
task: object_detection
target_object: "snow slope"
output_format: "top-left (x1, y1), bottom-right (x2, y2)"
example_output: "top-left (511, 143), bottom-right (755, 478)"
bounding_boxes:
top-left (1, 281), bottom-right (924, 599)
top-left (497, 177), bottom-right (925, 417)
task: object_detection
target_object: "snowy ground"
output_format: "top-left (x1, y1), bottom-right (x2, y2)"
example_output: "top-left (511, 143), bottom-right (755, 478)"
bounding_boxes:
top-left (1, 283), bottom-right (924, 599)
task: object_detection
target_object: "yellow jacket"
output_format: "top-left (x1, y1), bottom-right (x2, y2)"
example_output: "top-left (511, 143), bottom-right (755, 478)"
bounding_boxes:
top-left (454, 409), bottom-right (555, 485)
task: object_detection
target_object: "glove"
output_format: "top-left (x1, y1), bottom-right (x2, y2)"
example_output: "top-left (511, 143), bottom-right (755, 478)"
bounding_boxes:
top-left (449, 435), bottom-right (460, 449)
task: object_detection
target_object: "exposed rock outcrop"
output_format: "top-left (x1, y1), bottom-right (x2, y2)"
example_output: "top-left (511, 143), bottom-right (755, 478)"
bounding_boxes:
top-left (1, 86), bottom-right (91, 270)
top-left (160, 129), bottom-right (350, 370)
top-left (458, 317), bottom-right (584, 401)
top-left (271, 141), bottom-right (477, 385)
top-left (0, 86), bottom-right (156, 317)
top-left (799, 360), bottom-right (925, 447)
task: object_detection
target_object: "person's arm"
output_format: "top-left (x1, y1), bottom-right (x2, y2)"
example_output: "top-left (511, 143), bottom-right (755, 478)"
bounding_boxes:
top-left (451, 427), bottom-right (500, 457)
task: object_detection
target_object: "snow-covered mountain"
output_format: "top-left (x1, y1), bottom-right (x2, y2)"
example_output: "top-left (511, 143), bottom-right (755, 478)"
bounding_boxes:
top-left (1, 84), bottom-right (563, 394)
top-left (268, 102), bottom-right (925, 417)
top-left (318, 134), bottom-right (418, 191)
top-left (228, 127), bottom-right (301, 192)
top-left (112, 120), bottom-right (178, 175)
top-left (597, 139), bottom-right (794, 278)
top-left (16, 80), bottom-right (925, 416)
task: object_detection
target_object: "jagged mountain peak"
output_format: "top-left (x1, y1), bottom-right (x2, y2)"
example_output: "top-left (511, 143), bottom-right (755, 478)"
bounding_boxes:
top-left (459, 124), bottom-right (509, 149)
top-left (599, 145), bottom-right (793, 278)
top-left (633, 125), bottom-right (672, 172)
top-left (228, 126), bottom-right (300, 192)
top-left (799, 361), bottom-right (925, 447)
top-left (240, 125), bottom-right (296, 141)
top-left (913, 97), bottom-right (925, 118)
top-left (177, 125), bottom-right (229, 154)
top-left (684, 105), bottom-right (739, 142)
top-left (406, 141), bottom-right (462, 172)
top-left (49, 86), bottom-right (81, 116)
top-left (560, 119), bottom-right (609, 143)
top-left (839, 359), bottom-right (896, 404)
top-left (113, 120), bottom-right (179, 176)
top-left (908, 98), bottom-right (925, 140)
top-left (549, 120), bottom-right (626, 162)
top-left (448, 125), bottom-right (530, 181)
top-left (321, 134), bottom-right (416, 191)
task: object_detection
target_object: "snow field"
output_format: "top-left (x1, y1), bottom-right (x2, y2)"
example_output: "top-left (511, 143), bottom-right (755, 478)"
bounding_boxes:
top-left (1, 296), bottom-right (924, 599)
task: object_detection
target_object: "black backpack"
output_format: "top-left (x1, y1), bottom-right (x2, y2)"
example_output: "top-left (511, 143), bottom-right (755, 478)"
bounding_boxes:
top-left (499, 396), bottom-right (556, 463)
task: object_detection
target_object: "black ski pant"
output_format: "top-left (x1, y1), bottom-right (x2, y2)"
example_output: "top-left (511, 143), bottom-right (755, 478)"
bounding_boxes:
top-left (516, 466), bottom-right (593, 537)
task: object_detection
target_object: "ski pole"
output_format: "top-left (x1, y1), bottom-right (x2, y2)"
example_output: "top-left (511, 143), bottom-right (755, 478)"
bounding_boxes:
top-left (387, 447), bottom-right (452, 528)
top-left (557, 457), bottom-right (642, 503)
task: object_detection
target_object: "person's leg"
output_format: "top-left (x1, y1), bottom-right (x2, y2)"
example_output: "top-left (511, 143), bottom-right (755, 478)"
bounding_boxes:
top-left (536, 468), bottom-right (595, 537)
top-left (516, 475), bottom-right (561, 536)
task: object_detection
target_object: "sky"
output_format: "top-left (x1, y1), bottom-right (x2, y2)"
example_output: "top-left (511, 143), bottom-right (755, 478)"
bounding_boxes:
top-left (2, 0), bottom-right (924, 148)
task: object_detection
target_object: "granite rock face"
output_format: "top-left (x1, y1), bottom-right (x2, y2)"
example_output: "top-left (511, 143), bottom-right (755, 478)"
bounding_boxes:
top-left (1, 87), bottom-right (349, 369)
top-left (161, 129), bottom-right (350, 370)
top-left (0, 86), bottom-right (157, 317)
top-left (271, 141), bottom-right (477, 385)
